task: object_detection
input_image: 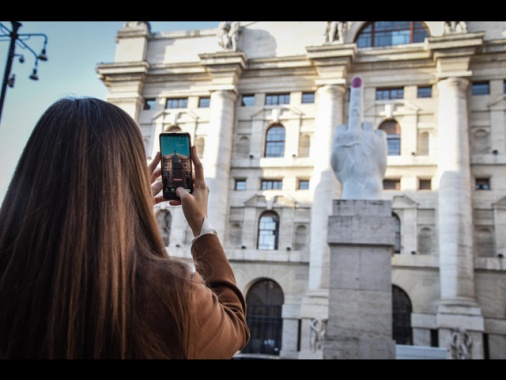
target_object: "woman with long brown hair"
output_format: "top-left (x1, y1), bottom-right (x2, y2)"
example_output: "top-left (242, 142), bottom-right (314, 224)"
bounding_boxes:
top-left (0, 97), bottom-right (250, 359)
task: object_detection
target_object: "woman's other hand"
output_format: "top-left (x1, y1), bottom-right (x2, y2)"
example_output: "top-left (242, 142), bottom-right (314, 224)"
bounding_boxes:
top-left (149, 151), bottom-right (165, 205)
top-left (173, 146), bottom-right (209, 236)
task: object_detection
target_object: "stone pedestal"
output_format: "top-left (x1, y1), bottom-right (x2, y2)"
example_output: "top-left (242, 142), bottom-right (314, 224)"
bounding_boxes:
top-left (437, 302), bottom-right (484, 359)
top-left (323, 199), bottom-right (396, 359)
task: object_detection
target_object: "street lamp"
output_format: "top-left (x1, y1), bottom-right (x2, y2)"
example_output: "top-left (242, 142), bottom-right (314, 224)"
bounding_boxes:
top-left (0, 21), bottom-right (48, 124)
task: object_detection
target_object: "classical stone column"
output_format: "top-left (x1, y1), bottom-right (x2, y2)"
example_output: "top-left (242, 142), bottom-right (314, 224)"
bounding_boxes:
top-left (199, 51), bottom-right (246, 238)
top-left (205, 89), bottom-right (237, 237)
top-left (308, 83), bottom-right (344, 290)
top-left (436, 76), bottom-right (484, 358)
top-left (298, 83), bottom-right (343, 359)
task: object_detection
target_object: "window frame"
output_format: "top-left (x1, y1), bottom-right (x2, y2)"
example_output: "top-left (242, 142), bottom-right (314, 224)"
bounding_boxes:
top-left (264, 125), bottom-right (286, 158)
top-left (165, 97), bottom-right (188, 109)
top-left (301, 92), bottom-right (315, 104)
top-left (417, 86), bottom-right (432, 98)
top-left (472, 81), bottom-right (490, 96)
top-left (265, 93), bottom-right (290, 106)
top-left (261, 179), bottom-right (283, 190)
top-left (235, 179), bottom-right (247, 191)
top-left (376, 87), bottom-right (404, 100)
top-left (379, 120), bottom-right (401, 156)
top-left (241, 94), bottom-right (255, 107)
top-left (143, 98), bottom-right (156, 110)
top-left (475, 178), bottom-right (491, 190)
top-left (418, 178), bottom-right (432, 191)
top-left (257, 212), bottom-right (280, 250)
top-left (383, 179), bottom-right (401, 190)
top-left (356, 21), bottom-right (429, 48)
top-left (298, 179), bottom-right (310, 190)
top-left (198, 96), bottom-right (210, 108)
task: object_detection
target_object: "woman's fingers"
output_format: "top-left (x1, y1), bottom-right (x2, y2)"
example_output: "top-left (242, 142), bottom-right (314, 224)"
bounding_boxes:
top-left (191, 146), bottom-right (205, 188)
top-left (149, 151), bottom-right (164, 204)
top-left (149, 152), bottom-right (161, 182)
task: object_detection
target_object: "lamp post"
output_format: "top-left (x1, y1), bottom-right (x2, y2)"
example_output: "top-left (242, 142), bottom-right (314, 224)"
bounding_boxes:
top-left (0, 21), bottom-right (48, 124)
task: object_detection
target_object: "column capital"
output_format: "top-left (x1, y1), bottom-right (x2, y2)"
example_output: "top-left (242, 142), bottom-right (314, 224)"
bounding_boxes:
top-left (306, 43), bottom-right (356, 82)
top-left (315, 81), bottom-right (347, 93)
top-left (199, 51), bottom-right (247, 87)
top-left (436, 76), bottom-right (470, 91)
top-left (210, 88), bottom-right (238, 101)
top-left (426, 32), bottom-right (485, 79)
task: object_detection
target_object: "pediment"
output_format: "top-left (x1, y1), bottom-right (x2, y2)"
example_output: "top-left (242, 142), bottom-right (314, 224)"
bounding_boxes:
top-left (392, 194), bottom-right (418, 209)
top-left (244, 194), bottom-right (267, 207)
top-left (251, 106), bottom-right (303, 121)
top-left (488, 94), bottom-right (506, 108)
top-left (243, 194), bottom-right (298, 208)
top-left (273, 195), bottom-right (298, 208)
top-left (493, 195), bottom-right (506, 209)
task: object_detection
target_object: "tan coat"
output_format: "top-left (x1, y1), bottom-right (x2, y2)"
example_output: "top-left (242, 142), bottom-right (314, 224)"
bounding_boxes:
top-left (136, 233), bottom-right (250, 359)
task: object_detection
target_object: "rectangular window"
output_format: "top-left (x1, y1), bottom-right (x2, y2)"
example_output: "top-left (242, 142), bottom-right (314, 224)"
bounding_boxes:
top-left (143, 98), bottom-right (156, 110)
top-left (417, 86), bottom-right (432, 98)
top-left (376, 87), bottom-right (404, 100)
top-left (298, 179), bottom-right (310, 190)
top-left (387, 137), bottom-right (401, 156)
top-left (383, 179), bottom-right (401, 190)
top-left (472, 82), bottom-right (490, 96)
top-left (475, 178), bottom-right (490, 190)
top-left (198, 97), bottom-right (210, 108)
top-left (241, 94), bottom-right (255, 106)
top-left (430, 329), bottom-right (439, 347)
top-left (235, 179), bottom-right (246, 191)
top-left (301, 92), bottom-right (315, 104)
top-left (419, 179), bottom-right (432, 190)
top-left (503, 80), bottom-right (506, 94)
top-left (166, 98), bottom-right (188, 109)
top-left (265, 93), bottom-right (290, 105)
top-left (261, 179), bottom-right (283, 190)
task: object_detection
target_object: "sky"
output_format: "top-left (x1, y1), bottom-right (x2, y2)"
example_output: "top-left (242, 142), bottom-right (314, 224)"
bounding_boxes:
top-left (0, 21), bottom-right (220, 203)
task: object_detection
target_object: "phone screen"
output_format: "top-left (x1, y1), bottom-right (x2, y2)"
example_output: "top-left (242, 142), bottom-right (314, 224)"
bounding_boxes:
top-left (159, 132), bottom-right (193, 200)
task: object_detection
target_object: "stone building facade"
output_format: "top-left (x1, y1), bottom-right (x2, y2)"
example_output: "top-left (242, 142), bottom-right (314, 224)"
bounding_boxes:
top-left (96, 21), bottom-right (506, 359)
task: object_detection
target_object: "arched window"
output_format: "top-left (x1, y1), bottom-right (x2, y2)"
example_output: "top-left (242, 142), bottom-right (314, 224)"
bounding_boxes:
top-left (392, 285), bottom-right (413, 345)
top-left (241, 279), bottom-right (284, 356)
top-left (265, 125), bottom-right (285, 158)
top-left (393, 213), bottom-right (401, 254)
top-left (257, 211), bottom-right (280, 250)
top-left (379, 120), bottom-right (401, 156)
top-left (298, 134), bottom-right (310, 158)
top-left (156, 209), bottom-right (171, 246)
top-left (356, 22), bottom-right (429, 48)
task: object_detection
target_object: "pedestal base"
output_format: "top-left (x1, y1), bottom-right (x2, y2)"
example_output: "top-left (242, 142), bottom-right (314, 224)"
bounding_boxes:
top-left (324, 199), bottom-right (396, 359)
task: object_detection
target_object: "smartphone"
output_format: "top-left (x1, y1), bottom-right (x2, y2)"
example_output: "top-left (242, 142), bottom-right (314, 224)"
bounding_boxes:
top-left (159, 132), bottom-right (193, 201)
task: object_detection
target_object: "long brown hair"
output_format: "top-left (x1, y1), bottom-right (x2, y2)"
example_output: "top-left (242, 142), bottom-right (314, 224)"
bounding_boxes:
top-left (0, 97), bottom-right (190, 358)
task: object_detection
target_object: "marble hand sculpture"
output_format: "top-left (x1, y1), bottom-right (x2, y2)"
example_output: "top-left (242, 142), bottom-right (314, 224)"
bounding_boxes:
top-left (330, 76), bottom-right (387, 199)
